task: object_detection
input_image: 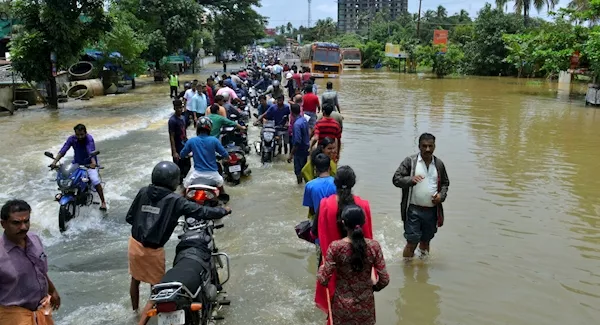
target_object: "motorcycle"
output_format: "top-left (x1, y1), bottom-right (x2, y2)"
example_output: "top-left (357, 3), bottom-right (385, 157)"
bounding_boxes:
top-left (222, 115), bottom-right (250, 154)
top-left (147, 217), bottom-right (231, 325)
top-left (220, 141), bottom-right (251, 186)
top-left (248, 87), bottom-right (259, 108)
top-left (237, 97), bottom-right (251, 125)
top-left (254, 120), bottom-right (277, 164)
top-left (44, 150), bottom-right (103, 232)
top-left (184, 176), bottom-right (227, 207)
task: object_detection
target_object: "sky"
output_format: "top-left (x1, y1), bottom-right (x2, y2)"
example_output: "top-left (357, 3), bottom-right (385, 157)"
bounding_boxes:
top-left (257, 0), bottom-right (568, 28)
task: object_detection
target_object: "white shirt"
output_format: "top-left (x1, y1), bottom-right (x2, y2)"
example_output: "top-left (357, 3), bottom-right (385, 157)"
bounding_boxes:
top-left (410, 154), bottom-right (438, 207)
top-left (184, 89), bottom-right (196, 110)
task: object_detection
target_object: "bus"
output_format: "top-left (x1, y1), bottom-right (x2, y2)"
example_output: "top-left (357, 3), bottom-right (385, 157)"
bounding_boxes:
top-left (299, 42), bottom-right (341, 78)
top-left (341, 48), bottom-right (362, 70)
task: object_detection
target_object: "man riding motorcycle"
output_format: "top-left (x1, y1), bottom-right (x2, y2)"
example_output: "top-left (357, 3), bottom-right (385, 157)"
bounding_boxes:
top-left (126, 161), bottom-right (231, 325)
top-left (255, 95), bottom-right (291, 154)
top-left (263, 80), bottom-right (284, 100)
top-left (180, 117), bottom-right (230, 196)
top-left (252, 73), bottom-right (271, 92)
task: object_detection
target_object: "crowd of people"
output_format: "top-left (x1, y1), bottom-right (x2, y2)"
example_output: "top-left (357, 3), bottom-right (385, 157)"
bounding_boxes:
top-left (0, 53), bottom-right (451, 325)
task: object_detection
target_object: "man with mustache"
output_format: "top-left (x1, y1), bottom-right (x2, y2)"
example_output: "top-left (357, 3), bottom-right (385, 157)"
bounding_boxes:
top-left (0, 199), bottom-right (61, 324)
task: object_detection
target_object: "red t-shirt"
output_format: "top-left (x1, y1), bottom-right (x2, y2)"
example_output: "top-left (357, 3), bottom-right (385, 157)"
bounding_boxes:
top-left (293, 73), bottom-right (302, 90)
top-left (302, 93), bottom-right (319, 113)
top-left (205, 87), bottom-right (214, 105)
top-left (314, 117), bottom-right (342, 140)
top-left (303, 72), bottom-right (311, 82)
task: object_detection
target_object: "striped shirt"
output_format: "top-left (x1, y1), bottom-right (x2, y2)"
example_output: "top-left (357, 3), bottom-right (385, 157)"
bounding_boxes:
top-left (314, 117), bottom-right (342, 141)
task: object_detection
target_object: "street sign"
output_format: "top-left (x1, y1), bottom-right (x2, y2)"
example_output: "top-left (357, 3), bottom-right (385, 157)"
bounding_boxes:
top-left (433, 30), bottom-right (448, 53)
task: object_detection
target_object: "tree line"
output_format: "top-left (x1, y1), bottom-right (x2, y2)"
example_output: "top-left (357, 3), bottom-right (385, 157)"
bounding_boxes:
top-left (7, 0), bottom-right (267, 108)
top-left (274, 0), bottom-right (600, 79)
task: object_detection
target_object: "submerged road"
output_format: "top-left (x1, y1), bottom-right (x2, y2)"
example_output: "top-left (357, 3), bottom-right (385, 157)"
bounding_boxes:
top-left (1, 68), bottom-right (600, 325)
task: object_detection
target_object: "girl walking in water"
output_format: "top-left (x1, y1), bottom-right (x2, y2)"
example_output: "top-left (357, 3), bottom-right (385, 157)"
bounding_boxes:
top-left (312, 166), bottom-right (375, 314)
top-left (317, 205), bottom-right (390, 325)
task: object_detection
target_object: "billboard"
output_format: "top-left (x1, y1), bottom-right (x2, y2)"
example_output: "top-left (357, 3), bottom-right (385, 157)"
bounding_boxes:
top-left (433, 30), bottom-right (448, 53)
top-left (385, 43), bottom-right (407, 58)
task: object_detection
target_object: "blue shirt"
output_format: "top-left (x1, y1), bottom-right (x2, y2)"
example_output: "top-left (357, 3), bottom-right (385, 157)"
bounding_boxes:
top-left (302, 176), bottom-right (336, 212)
top-left (58, 134), bottom-right (97, 165)
top-left (265, 104), bottom-right (290, 126)
top-left (180, 135), bottom-right (228, 172)
top-left (292, 115), bottom-right (310, 152)
top-left (257, 103), bottom-right (269, 116)
top-left (190, 93), bottom-right (207, 114)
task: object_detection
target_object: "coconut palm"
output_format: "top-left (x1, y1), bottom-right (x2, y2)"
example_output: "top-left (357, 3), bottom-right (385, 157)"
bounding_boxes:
top-left (436, 5), bottom-right (447, 19)
top-left (496, 0), bottom-right (508, 12)
top-left (286, 22), bottom-right (293, 35)
top-left (514, 0), bottom-right (559, 26)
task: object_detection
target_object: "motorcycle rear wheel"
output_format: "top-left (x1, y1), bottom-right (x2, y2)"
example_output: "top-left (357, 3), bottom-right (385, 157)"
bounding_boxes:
top-left (58, 202), bottom-right (77, 232)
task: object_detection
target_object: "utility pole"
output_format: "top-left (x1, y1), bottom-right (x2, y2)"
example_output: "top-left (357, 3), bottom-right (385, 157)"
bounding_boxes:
top-left (308, 0), bottom-right (312, 28)
top-left (416, 0), bottom-right (422, 40)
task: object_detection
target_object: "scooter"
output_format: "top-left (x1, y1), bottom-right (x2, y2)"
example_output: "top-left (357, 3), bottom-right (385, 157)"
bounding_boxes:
top-left (147, 216), bottom-right (231, 325)
top-left (220, 141), bottom-right (251, 186)
top-left (221, 116), bottom-right (250, 154)
top-left (184, 177), bottom-right (228, 207)
top-left (44, 150), bottom-right (103, 232)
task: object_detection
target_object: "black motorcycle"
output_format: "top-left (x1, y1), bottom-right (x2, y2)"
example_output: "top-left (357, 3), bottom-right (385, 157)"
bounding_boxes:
top-left (221, 116), bottom-right (250, 154)
top-left (147, 217), bottom-right (231, 325)
top-left (254, 118), bottom-right (288, 164)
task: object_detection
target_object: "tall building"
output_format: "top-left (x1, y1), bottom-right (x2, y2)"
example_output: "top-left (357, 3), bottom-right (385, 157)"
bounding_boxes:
top-left (337, 0), bottom-right (408, 34)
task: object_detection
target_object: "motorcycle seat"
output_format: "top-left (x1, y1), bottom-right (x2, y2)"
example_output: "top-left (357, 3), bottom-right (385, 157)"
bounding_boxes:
top-left (160, 259), bottom-right (208, 295)
top-left (191, 177), bottom-right (220, 187)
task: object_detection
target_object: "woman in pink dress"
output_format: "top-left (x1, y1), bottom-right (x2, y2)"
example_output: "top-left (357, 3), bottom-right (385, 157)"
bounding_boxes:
top-left (314, 166), bottom-right (374, 313)
top-left (317, 205), bottom-right (390, 325)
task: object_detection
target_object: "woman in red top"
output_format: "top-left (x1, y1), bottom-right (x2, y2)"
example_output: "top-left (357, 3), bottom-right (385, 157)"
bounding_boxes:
top-left (314, 165), bottom-right (375, 314)
top-left (318, 205), bottom-right (390, 325)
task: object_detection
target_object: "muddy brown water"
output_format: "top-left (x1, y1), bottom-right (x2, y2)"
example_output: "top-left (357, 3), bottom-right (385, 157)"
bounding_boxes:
top-left (1, 68), bottom-right (600, 325)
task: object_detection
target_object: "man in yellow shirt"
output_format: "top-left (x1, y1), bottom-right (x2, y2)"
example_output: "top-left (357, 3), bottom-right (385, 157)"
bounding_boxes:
top-left (169, 72), bottom-right (179, 98)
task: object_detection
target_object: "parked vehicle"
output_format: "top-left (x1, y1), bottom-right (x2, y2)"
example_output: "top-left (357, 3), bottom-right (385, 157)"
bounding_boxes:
top-left (44, 150), bottom-right (103, 232)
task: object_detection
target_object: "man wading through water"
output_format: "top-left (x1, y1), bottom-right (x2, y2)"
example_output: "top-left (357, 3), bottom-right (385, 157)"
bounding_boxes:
top-left (392, 133), bottom-right (450, 259)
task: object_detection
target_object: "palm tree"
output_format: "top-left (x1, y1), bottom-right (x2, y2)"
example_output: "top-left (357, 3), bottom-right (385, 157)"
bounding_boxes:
top-left (286, 22), bottom-right (293, 35)
top-left (514, 0), bottom-right (559, 26)
top-left (496, 0), bottom-right (508, 12)
top-left (458, 9), bottom-right (470, 22)
top-left (313, 18), bottom-right (337, 41)
top-left (436, 5), bottom-right (447, 19)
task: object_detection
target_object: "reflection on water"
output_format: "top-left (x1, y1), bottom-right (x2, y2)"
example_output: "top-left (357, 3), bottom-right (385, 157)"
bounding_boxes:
top-left (397, 263), bottom-right (440, 325)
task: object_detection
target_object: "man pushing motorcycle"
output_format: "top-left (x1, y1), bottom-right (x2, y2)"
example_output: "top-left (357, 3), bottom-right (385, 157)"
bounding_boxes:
top-left (126, 161), bottom-right (231, 325)
top-left (49, 124), bottom-right (107, 210)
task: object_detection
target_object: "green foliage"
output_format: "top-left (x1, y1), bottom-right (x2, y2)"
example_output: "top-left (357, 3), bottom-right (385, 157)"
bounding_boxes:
top-left (213, 2), bottom-right (266, 53)
top-left (415, 44), bottom-right (464, 77)
top-left (10, 0), bottom-right (110, 107)
top-left (98, 11), bottom-right (148, 77)
top-left (333, 33), bottom-right (364, 48)
top-left (115, 0), bottom-right (203, 63)
top-left (359, 41), bottom-right (384, 68)
top-left (10, 0), bottom-right (110, 82)
top-left (462, 4), bottom-right (524, 76)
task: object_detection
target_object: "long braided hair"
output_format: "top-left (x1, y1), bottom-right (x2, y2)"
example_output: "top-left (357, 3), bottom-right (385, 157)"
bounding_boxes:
top-left (334, 165), bottom-right (356, 237)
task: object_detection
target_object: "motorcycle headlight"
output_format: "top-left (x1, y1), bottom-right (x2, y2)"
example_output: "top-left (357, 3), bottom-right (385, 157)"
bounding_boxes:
top-left (58, 179), bottom-right (73, 188)
top-left (263, 132), bottom-right (274, 142)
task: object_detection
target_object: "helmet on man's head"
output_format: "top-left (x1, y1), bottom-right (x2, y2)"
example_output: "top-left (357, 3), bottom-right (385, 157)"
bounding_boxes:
top-left (197, 116), bottom-right (213, 133)
top-left (286, 72), bottom-right (293, 79)
top-left (221, 91), bottom-right (230, 101)
top-left (151, 161), bottom-right (180, 191)
top-left (272, 80), bottom-right (280, 87)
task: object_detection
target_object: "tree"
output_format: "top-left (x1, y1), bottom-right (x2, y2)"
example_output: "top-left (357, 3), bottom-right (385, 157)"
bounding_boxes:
top-left (436, 6), bottom-right (448, 19)
top-left (115, 0), bottom-right (203, 68)
top-left (10, 0), bottom-right (110, 108)
top-left (286, 22), bottom-right (293, 35)
top-left (98, 10), bottom-right (148, 86)
top-left (213, 3), bottom-right (265, 53)
top-left (312, 18), bottom-right (337, 41)
top-left (513, 0), bottom-right (559, 26)
top-left (462, 3), bottom-right (524, 75)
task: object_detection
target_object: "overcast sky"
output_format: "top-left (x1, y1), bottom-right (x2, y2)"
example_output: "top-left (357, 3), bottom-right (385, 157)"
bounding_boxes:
top-left (257, 0), bottom-right (567, 28)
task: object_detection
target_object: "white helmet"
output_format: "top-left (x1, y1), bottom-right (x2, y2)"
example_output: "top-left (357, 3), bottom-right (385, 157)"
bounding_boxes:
top-left (286, 72), bottom-right (293, 79)
top-left (222, 92), bottom-right (230, 101)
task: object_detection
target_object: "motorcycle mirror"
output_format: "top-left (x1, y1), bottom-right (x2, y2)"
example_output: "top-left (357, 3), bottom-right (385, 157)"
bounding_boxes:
top-left (89, 150), bottom-right (100, 157)
top-left (44, 151), bottom-right (54, 159)
top-left (230, 114), bottom-right (237, 119)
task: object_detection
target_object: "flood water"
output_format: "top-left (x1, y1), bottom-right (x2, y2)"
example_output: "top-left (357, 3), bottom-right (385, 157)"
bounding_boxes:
top-left (1, 68), bottom-right (600, 325)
